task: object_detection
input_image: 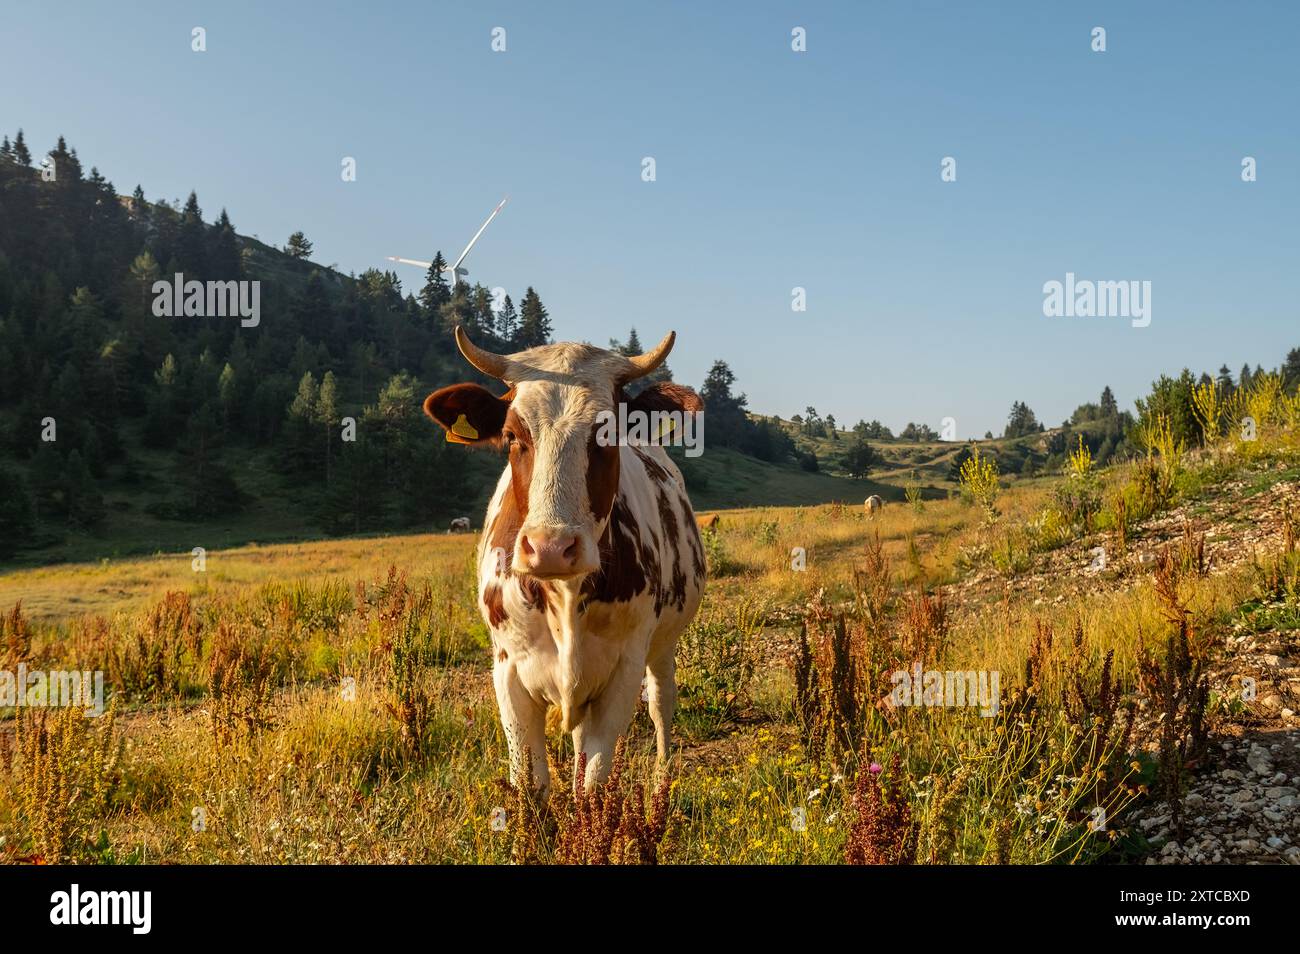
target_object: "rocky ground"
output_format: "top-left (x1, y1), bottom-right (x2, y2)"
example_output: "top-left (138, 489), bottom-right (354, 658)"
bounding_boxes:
top-left (1134, 611), bottom-right (1300, 865)
top-left (1135, 730), bottom-right (1300, 865)
top-left (968, 466), bottom-right (1300, 865)
top-left (759, 462), bottom-right (1300, 864)
top-left (955, 474), bottom-right (1298, 612)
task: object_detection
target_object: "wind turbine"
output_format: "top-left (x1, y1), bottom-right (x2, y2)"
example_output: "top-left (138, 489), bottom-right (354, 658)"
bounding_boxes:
top-left (388, 195), bottom-right (509, 289)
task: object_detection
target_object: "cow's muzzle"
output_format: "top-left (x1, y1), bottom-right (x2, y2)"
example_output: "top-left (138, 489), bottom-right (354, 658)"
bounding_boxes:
top-left (517, 528), bottom-right (598, 579)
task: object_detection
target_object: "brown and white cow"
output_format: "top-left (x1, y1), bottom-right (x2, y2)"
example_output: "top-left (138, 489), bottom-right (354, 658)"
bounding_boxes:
top-left (423, 327), bottom-right (706, 791)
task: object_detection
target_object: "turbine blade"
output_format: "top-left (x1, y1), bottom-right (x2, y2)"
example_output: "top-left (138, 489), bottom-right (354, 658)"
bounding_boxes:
top-left (387, 254), bottom-right (434, 269)
top-left (451, 195), bottom-right (510, 271)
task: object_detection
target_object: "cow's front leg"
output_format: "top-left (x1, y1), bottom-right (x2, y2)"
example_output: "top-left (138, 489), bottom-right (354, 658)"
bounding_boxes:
top-left (571, 652), bottom-right (646, 790)
top-left (492, 656), bottom-right (551, 794)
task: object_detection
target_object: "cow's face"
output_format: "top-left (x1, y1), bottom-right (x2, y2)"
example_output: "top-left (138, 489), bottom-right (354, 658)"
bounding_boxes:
top-left (424, 329), bottom-right (700, 582)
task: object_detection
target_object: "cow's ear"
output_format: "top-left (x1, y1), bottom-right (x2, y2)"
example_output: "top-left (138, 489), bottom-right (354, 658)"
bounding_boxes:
top-left (423, 384), bottom-right (511, 446)
top-left (626, 382), bottom-right (704, 416)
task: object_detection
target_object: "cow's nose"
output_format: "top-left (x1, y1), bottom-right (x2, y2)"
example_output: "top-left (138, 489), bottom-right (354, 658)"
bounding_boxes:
top-left (520, 532), bottom-right (580, 576)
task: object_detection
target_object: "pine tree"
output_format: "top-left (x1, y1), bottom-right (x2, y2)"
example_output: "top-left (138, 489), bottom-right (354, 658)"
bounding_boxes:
top-left (437, 282), bottom-right (475, 341)
top-left (171, 402), bottom-right (245, 518)
top-left (700, 360), bottom-right (752, 447)
top-left (143, 353), bottom-right (183, 449)
top-left (284, 371), bottom-right (319, 472)
top-left (516, 287), bottom-right (552, 348)
top-left (13, 129), bottom-right (31, 166)
top-left (610, 328), bottom-right (644, 356)
top-left (1099, 385), bottom-right (1118, 418)
top-left (317, 371), bottom-right (339, 481)
top-left (495, 293), bottom-right (518, 346)
top-left (128, 251), bottom-right (161, 308)
top-left (218, 363), bottom-right (238, 431)
top-left (419, 252), bottom-right (450, 319)
top-left (286, 231), bottom-right (314, 259)
top-left (210, 208), bottom-right (242, 279)
top-left (289, 371), bottom-right (318, 420)
top-left (469, 284), bottom-right (497, 340)
top-left (319, 435), bottom-right (385, 534)
top-left (29, 443), bottom-right (66, 522)
top-left (1283, 350), bottom-right (1300, 392)
top-left (1003, 401), bottom-right (1042, 438)
top-left (48, 136), bottom-right (83, 183)
top-left (841, 438), bottom-right (877, 478)
top-left (64, 449), bottom-right (104, 529)
top-left (178, 191), bottom-right (208, 274)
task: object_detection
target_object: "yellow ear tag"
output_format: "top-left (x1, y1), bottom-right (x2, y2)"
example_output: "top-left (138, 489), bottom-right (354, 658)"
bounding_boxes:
top-left (446, 413), bottom-right (479, 443)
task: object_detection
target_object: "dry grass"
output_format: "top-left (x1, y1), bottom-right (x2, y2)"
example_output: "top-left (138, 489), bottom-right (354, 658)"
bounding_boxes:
top-left (1, 414), bottom-right (1296, 864)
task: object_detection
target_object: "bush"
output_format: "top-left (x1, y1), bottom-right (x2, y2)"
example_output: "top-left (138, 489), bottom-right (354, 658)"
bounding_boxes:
top-left (677, 600), bottom-right (765, 731)
top-left (958, 444), bottom-right (1000, 520)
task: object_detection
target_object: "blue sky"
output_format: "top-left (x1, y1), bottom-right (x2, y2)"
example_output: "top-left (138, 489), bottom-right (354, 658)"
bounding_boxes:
top-left (3, 1), bottom-right (1297, 438)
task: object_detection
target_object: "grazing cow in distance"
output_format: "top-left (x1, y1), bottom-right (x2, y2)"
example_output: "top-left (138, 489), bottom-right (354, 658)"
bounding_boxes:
top-left (448, 516), bottom-right (471, 533)
top-left (864, 495), bottom-right (884, 517)
top-left (423, 326), bottom-right (706, 791)
top-left (696, 513), bottom-right (720, 532)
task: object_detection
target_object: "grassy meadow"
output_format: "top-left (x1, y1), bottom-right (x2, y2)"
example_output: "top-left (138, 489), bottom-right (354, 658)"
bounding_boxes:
top-left (3, 384), bottom-right (1300, 865)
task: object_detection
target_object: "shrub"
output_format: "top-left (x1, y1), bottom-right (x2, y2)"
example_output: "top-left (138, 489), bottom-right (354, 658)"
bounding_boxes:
top-left (1, 601), bottom-right (33, 669)
top-left (677, 599), bottom-right (765, 729)
top-left (958, 444), bottom-right (1000, 521)
top-left (1190, 380), bottom-right (1226, 445)
top-left (112, 591), bottom-right (202, 700)
top-left (497, 741), bottom-right (677, 865)
top-left (845, 750), bottom-right (915, 865)
top-left (1054, 436), bottom-right (1104, 535)
top-left (699, 527), bottom-right (739, 577)
top-left (12, 705), bottom-right (121, 863)
top-left (904, 474), bottom-right (924, 513)
top-left (207, 622), bottom-right (276, 751)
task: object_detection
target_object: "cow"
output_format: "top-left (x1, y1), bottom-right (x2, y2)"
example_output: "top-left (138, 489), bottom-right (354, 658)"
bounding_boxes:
top-left (864, 495), bottom-right (884, 517)
top-left (448, 516), bottom-right (471, 533)
top-left (423, 327), bottom-right (706, 792)
top-left (696, 513), bottom-right (720, 532)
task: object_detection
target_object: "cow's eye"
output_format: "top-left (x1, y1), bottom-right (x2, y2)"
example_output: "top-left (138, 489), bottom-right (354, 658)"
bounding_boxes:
top-left (504, 429), bottom-right (517, 446)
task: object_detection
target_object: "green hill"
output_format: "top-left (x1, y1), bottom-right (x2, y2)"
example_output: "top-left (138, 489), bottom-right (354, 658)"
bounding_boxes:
top-left (767, 415), bottom-right (1125, 489)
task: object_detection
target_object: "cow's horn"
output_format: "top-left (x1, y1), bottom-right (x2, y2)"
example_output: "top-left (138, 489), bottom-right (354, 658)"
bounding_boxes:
top-left (622, 330), bottom-right (676, 381)
top-left (455, 326), bottom-right (512, 380)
